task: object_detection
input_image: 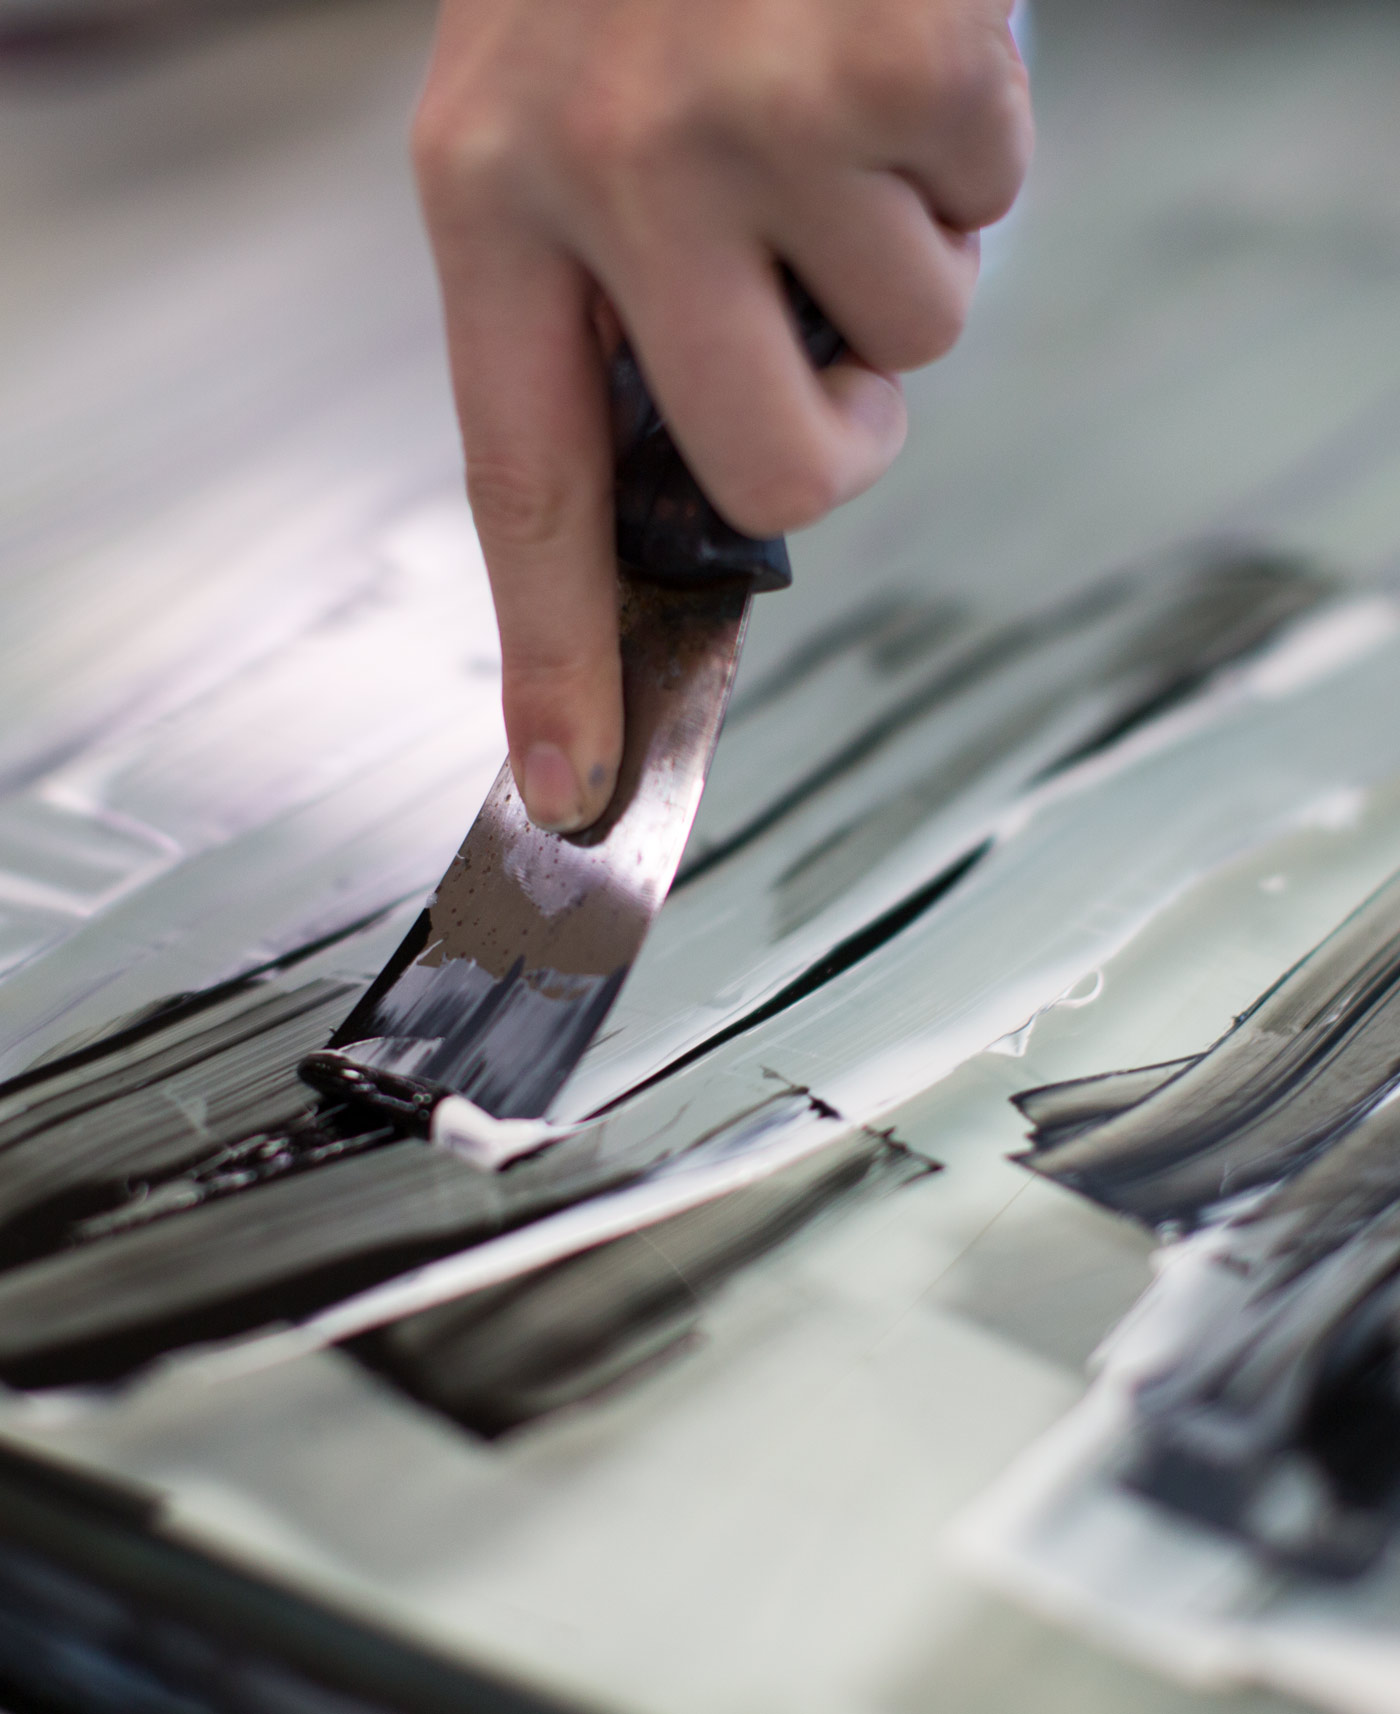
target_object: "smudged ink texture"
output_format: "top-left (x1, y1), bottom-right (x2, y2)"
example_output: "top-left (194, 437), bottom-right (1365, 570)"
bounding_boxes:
top-left (1016, 866), bottom-right (1400, 1574)
top-left (0, 548), bottom-right (1368, 1428)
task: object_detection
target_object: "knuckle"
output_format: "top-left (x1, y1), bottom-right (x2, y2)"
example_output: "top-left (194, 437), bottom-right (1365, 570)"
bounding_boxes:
top-left (851, 9), bottom-right (1018, 142)
top-left (941, 71), bottom-right (1034, 227)
top-left (982, 78), bottom-right (1036, 217)
top-left (846, 8), bottom-right (968, 120)
top-left (847, 37), bottom-right (927, 119)
top-left (466, 455), bottom-right (572, 550)
top-left (930, 34), bottom-right (996, 118)
top-left (928, 6), bottom-right (1014, 113)
top-left (559, 87), bottom-right (653, 177)
top-left (716, 44), bottom-right (836, 163)
top-left (934, 35), bottom-right (1034, 224)
top-left (737, 68), bottom-right (828, 158)
top-left (555, 63), bottom-right (694, 195)
top-left (409, 98), bottom-right (452, 184)
top-left (411, 93), bottom-right (519, 214)
top-left (502, 648), bottom-right (596, 694)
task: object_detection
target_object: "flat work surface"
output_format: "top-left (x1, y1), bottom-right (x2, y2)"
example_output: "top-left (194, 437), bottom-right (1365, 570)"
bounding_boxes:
top-left (3, 2), bottom-right (1400, 1712)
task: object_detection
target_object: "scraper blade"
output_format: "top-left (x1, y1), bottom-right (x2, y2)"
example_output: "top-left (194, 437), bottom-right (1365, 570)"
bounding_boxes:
top-left (303, 280), bottom-right (841, 1126)
top-left (307, 574), bottom-right (749, 1120)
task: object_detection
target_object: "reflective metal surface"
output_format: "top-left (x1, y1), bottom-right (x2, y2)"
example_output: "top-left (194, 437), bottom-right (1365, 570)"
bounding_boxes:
top-left (319, 579), bottom-right (750, 1118)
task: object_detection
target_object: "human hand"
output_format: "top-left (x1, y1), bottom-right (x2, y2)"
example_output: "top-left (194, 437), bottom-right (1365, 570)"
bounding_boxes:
top-left (413, 0), bottom-right (1032, 831)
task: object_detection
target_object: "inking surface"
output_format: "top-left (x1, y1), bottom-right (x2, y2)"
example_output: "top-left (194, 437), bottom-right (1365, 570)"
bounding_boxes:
top-left (1016, 866), bottom-right (1400, 1574)
top-left (10, 7), bottom-right (1400, 1709)
top-left (0, 554), bottom-right (1380, 1415)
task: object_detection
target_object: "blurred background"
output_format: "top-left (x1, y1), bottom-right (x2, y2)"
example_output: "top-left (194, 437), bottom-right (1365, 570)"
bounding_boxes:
top-left (4, 0), bottom-right (1400, 679)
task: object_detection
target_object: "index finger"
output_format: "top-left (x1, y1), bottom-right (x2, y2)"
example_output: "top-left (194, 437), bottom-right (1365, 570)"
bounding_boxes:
top-left (431, 228), bottom-right (624, 833)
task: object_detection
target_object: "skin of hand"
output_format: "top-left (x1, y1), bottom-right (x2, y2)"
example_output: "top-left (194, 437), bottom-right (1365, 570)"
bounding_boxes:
top-left (413, 0), bottom-right (1032, 832)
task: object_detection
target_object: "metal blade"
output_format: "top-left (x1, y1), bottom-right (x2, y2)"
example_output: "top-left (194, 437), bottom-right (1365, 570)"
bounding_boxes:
top-left (305, 577), bottom-right (750, 1120)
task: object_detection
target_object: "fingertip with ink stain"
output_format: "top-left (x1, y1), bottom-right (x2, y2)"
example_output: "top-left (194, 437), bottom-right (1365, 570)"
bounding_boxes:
top-left (520, 744), bottom-right (616, 832)
top-left (578, 757), bottom-right (619, 826)
top-left (520, 742), bottom-right (582, 832)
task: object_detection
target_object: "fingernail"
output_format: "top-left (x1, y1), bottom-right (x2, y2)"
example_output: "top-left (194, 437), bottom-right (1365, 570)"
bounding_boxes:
top-left (521, 742), bottom-right (586, 832)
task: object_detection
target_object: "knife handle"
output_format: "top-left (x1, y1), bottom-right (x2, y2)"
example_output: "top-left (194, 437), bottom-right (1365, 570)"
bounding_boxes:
top-left (609, 273), bottom-right (844, 593)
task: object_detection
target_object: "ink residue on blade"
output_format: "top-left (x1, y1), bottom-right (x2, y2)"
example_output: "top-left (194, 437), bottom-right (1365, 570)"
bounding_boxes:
top-left (326, 580), bottom-right (748, 1121)
top-left (327, 925), bottom-right (627, 1120)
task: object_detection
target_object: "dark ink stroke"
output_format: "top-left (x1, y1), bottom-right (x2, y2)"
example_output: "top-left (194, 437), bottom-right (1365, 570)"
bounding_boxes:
top-left (1013, 866), bottom-right (1400, 1575)
top-left (1123, 1108), bottom-right (1400, 1577)
top-left (1015, 868), bottom-right (1400, 1228)
top-left (680, 553), bottom-right (1331, 891)
top-left (352, 1115), bottom-right (931, 1436)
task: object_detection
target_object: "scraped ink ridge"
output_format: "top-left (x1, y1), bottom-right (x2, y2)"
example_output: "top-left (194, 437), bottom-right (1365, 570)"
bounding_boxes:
top-left (1014, 865), bottom-right (1400, 1574)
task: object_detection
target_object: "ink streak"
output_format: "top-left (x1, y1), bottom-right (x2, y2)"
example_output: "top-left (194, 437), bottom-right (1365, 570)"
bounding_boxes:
top-left (350, 1114), bottom-right (923, 1437)
top-left (1033, 552), bottom-right (1328, 780)
top-left (0, 904), bottom-right (399, 1107)
top-left (1015, 866), bottom-right (1400, 1226)
top-left (0, 1444), bottom-right (559, 1714)
top-left (677, 556), bottom-right (1328, 888)
top-left (0, 838), bottom-right (979, 1391)
top-left (723, 594), bottom-right (965, 722)
top-left (676, 610), bottom-right (1101, 887)
top-left (1012, 864), bottom-right (1400, 1575)
top-left (593, 842), bottom-right (991, 1114)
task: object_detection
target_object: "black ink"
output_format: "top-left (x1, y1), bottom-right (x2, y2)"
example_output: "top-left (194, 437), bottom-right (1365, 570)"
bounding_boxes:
top-left (1015, 869), bottom-right (1400, 1227)
top-left (0, 1447), bottom-right (567, 1714)
top-left (351, 1117), bottom-right (924, 1436)
top-left (675, 615), bottom-right (1085, 887)
top-left (594, 842), bottom-right (991, 1114)
top-left (1034, 553), bottom-right (1328, 779)
top-left (1012, 864), bottom-right (1400, 1574)
top-left (724, 594), bottom-right (965, 723)
top-left (679, 556), bottom-right (1329, 889)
